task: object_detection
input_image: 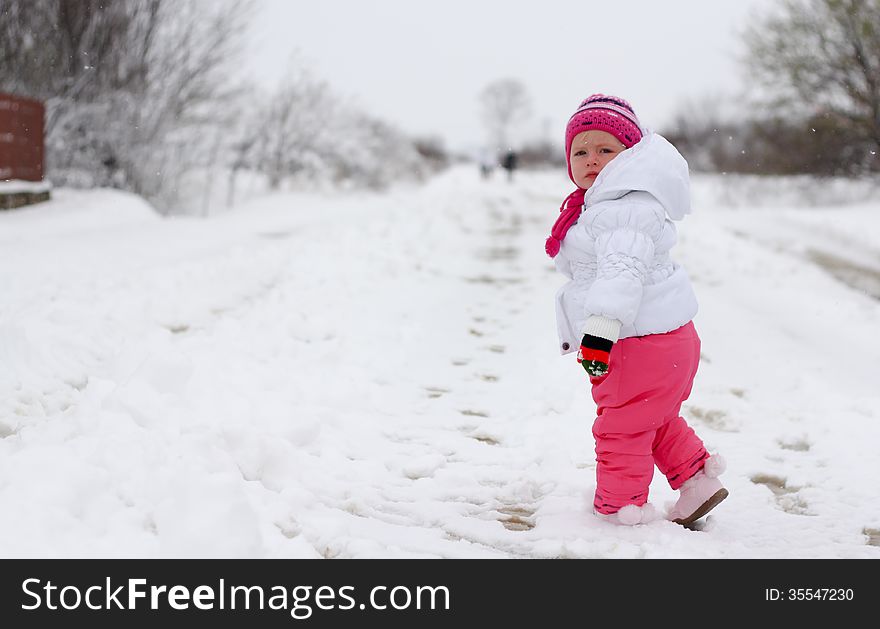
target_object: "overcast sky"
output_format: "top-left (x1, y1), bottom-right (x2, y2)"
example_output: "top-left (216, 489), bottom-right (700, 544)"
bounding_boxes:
top-left (244, 0), bottom-right (767, 153)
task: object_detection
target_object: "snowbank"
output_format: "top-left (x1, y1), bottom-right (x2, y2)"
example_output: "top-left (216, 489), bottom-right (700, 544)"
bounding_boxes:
top-left (1, 170), bottom-right (878, 558)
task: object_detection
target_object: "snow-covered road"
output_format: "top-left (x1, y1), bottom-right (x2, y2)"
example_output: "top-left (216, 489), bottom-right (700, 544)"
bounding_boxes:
top-left (1, 169), bottom-right (878, 557)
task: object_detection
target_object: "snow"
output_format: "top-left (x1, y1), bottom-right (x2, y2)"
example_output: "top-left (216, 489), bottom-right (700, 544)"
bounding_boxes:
top-left (0, 179), bottom-right (52, 194)
top-left (1, 170), bottom-right (879, 558)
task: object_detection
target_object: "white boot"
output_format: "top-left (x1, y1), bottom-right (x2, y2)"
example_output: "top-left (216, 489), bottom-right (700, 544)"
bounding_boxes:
top-left (595, 502), bottom-right (660, 526)
top-left (667, 455), bottom-right (728, 527)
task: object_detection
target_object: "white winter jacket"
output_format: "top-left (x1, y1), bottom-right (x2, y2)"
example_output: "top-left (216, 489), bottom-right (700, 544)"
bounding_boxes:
top-left (553, 132), bottom-right (698, 354)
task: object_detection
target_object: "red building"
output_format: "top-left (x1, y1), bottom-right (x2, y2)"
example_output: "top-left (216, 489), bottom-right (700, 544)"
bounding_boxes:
top-left (0, 92), bottom-right (50, 209)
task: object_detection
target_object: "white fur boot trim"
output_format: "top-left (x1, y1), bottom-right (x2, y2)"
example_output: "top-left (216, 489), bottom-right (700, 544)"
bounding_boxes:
top-left (617, 504), bottom-right (642, 526)
top-left (638, 502), bottom-right (661, 523)
top-left (595, 503), bottom-right (658, 526)
top-left (703, 454), bottom-right (726, 478)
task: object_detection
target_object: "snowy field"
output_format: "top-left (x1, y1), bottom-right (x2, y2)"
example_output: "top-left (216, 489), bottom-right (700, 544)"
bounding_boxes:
top-left (1, 167), bottom-right (879, 558)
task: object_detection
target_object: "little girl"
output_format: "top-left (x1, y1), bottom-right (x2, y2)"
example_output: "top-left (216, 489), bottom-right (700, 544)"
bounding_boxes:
top-left (546, 94), bottom-right (728, 527)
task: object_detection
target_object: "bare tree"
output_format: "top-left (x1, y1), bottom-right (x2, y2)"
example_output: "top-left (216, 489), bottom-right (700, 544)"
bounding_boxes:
top-left (241, 58), bottom-right (427, 192)
top-left (250, 64), bottom-right (335, 190)
top-left (479, 78), bottom-right (532, 151)
top-left (130, 0), bottom-right (251, 209)
top-left (745, 0), bottom-right (880, 162)
top-left (330, 112), bottom-right (426, 189)
top-left (2, 2), bottom-right (429, 205)
top-left (0, 0), bottom-right (252, 211)
top-left (0, 1), bottom-right (165, 130)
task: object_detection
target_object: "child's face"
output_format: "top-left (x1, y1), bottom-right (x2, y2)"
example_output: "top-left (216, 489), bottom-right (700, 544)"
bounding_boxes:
top-left (569, 130), bottom-right (626, 189)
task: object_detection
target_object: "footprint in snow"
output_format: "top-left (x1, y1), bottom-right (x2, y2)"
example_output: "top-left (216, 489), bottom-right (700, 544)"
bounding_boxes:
top-left (496, 505), bottom-right (536, 531)
top-left (481, 246), bottom-right (520, 262)
top-left (457, 423), bottom-right (500, 445)
top-left (464, 275), bottom-right (524, 286)
top-left (777, 437), bottom-right (811, 452)
top-left (685, 406), bottom-right (739, 432)
top-left (425, 387), bottom-right (450, 399)
top-left (750, 473), bottom-right (812, 515)
top-left (460, 409), bottom-right (490, 418)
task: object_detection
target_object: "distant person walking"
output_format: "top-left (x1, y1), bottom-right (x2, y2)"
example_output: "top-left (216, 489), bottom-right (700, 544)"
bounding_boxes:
top-left (545, 94), bottom-right (728, 527)
top-left (501, 149), bottom-right (517, 182)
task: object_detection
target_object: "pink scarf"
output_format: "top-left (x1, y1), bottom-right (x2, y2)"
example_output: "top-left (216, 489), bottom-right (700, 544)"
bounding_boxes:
top-left (545, 188), bottom-right (585, 257)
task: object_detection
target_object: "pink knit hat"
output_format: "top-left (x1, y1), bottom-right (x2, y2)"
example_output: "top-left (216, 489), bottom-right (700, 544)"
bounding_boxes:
top-left (546, 94), bottom-right (643, 257)
top-left (564, 94), bottom-right (642, 183)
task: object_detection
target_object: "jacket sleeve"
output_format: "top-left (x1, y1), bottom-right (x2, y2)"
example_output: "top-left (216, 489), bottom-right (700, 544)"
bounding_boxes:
top-left (553, 248), bottom-right (573, 279)
top-left (580, 192), bottom-right (664, 328)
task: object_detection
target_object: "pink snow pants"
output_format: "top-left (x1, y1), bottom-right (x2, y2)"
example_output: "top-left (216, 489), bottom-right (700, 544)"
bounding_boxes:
top-left (589, 321), bottom-right (708, 515)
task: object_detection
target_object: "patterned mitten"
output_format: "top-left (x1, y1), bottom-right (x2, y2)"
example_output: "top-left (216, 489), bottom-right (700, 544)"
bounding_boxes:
top-left (577, 334), bottom-right (613, 377)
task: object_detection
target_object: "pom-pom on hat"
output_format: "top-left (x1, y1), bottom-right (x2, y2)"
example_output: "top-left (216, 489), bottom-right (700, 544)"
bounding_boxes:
top-left (565, 94), bottom-right (642, 183)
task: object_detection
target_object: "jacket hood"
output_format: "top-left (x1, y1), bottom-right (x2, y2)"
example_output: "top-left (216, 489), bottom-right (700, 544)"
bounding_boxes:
top-left (583, 132), bottom-right (691, 220)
